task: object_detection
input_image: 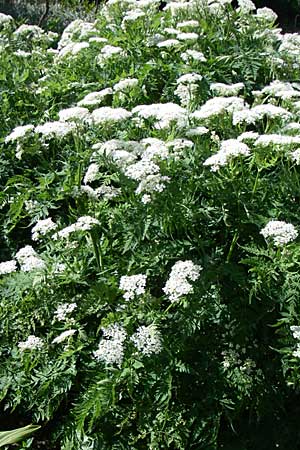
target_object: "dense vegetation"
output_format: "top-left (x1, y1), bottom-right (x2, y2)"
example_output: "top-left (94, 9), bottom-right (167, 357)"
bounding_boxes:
top-left (1, 0), bottom-right (300, 448)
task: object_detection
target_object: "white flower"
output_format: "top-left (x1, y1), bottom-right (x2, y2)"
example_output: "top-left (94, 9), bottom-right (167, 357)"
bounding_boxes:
top-left (256, 7), bottom-right (278, 22)
top-left (291, 326), bottom-right (300, 340)
top-left (203, 139), bottom-right (250, 171)
top-left (260, 220), bottom-right (298, 245)
top-left (58, 107), bottom-right (90, 123)
top-left (125, 160), bottom-right (160, 181)
top-left (18, 335), bottom-right (43, 351)
top-left (157, 39), bottom-right (180, 48)
top-left (181, 49), bottom-right (207, 63)
top-left (54, 303), bottom-right (77, 321)
top-left (177, 32), bottom-right (198, 41)
top-left (35, 121), bottom-right (76, 138)
top-left (58, 41), bottom-right (90, 58)
top-left (14, 24), bottom-right (44, 38)
top-left (186, 126), bottom-right (210, 137)
top-left (192, 97), bottom-right (246, 120)
top-left (0, 260), bottom-right (17, 275)
top-left (163, 260), bottom-right (202, 302)
top-left (97, 44), bottom-right (124, 63)
top-left (132, 103), bottom-right (187, 129)
top-left (93, 324), bottom-right (127, 367)
top-left (135, 174), bottom-right (170, 195)
top-left (177, 20), bottom-right (199, 29)
top-left (131, 325), bottom-right (162, 356)
top-left (31, 218), bottom-right (57, 241)
top-left (15, 245), bottom-right (45, 272)
top-left (233, 104), bottom-right (291, 125)
top-left (290, 148), bottom-right (300, 164)
top-left (237, 0), bottom-right (256, 13)
top-left (119, 274), bottom-right (147, 301)
top-left (53, 216), bottom-right (100, 240)
top-left (254, 134), bottom-right (300, 147)
top-left (0, 13), bottom-right (13, 26)
top-left (237, 131), bottom-right (259, 142)
top-left (113, 78), bottom-right (138, 92)
top-left (5, 125), bottom-right (34, 143)
top-left (83, 163), bottom-right (99, 184)
top-left (92, 107), bottom-right (132, 124)
top-left (177, 73), bottom-right (202, 84)
top-left (122, 9), bottom-right (145, 28)
top-left (141, 194), bottom-right (152, 204)
top-left (210, 82), bottom-right (244, 97)
top-left (52, 329), bottom-right (76, 344)
top-left (77, 89), bottom-right (113, 107)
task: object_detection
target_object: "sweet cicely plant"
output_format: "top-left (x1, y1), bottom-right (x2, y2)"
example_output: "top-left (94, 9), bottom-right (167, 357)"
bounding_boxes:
top-left (1, 0), bottom-right (300, 448)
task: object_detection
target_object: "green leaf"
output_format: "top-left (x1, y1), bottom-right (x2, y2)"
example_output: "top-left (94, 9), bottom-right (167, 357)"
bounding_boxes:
top-left (0, 425), bottom-right (41, 446)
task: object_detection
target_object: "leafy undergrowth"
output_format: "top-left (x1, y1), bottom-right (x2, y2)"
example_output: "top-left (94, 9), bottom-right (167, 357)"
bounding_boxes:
top-left (1, 1), bottom-right (300, 448)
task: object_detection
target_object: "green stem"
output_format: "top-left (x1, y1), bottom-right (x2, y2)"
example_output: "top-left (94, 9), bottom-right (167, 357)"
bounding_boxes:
top-left (91, 233), bottom-right (103, 271)
top-left (226, 231), bottom-right (239, 263)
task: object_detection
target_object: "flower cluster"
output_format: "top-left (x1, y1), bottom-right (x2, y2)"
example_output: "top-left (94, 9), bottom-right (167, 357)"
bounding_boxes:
top-left (119, 274), bottom-right (147, 301)
top-left (163, 260), bottom-right (202, 302)
top-left (54, 303), bottom-right (77, 322)
top-left (53, 216), bottom-right (100, 240)
top-left (203, 139), bottom-right (250, 172)
top-left (0, 260), bottom-right (17, 275)
top-left (93, 324), bottom-right (127, 366)
top-left (15, 246), bottom-right (45, 272)
top-left (260, 220), bottom-right (298, 246)
top-left (18, 335), bottom-right (44, 351)
top-left (31, 218), bottom-right (57, 241)
top-left (131, 325), bottom-right (162, 356)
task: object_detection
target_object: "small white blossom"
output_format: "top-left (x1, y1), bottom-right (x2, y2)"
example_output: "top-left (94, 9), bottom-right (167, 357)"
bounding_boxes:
top-left (210, 82), bottom-right (244, 97)
top-left (54, 303), bottom-right (77, 321)
top-left (5, 125), bottom-right (34, 144)
top-left (58, 107), bottom-right (90, 123)
top-left (92, 107), bottom-right (132, 124)
top-left (177, 32), bottom-right (198, 41)
top-left (260, 220), bottom-right (298, 246)
top-left (157, 39), bottom-right (180, 48)
top-left (290, 148), bottom-right (300, 164)
top-left (237, 0), bottom-right (256, 14)
top-left (192, 97), bottom-right (246, 121)
top-left (163, 260), bottom-right (202, 302)
top-left (181, 49), bottom-right (207, 63)
top-left (291, 326), bottom-right (300, 340)
top-left (93, 324), bottom-right (127, 367)
top-left (186, 126), bottom-right (210, 137)
top-left (203, 139), bottom-right (250, 171)
top-left (18, 335), bottom-right (43, 351)
top-left (35, 121), bottom-right (76, 138)
top-left (113, 78), bottom-right (138, 93)
top-left (125, 160), bottom-right (160, 181)
top-left (254, 134), bottom-right (300, 147)
top-left (83, 163), bottom-right (99, 184)
top-left (119, 274), bottom-right (147, 301)
top-left (15, 245), bottom-right (45, 272)
top-left (0, 260), bottom-right (17, 275)
top-left (131, 325), bottom-right (162, 356)
top-left (256, 7), bottom-right (278, 22)
top-left (31, 218), bottom-right (57, 241)
top-left (97, 44), bottom-right (124, 64)
top-left (77, 89), bottom-right (113, 107)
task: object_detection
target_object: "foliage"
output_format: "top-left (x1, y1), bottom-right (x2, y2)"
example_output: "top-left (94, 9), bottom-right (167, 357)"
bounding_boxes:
top-left (1, 0), bottom-right (300, 448)
top-left (0, 425), bottom-right (40, 447)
